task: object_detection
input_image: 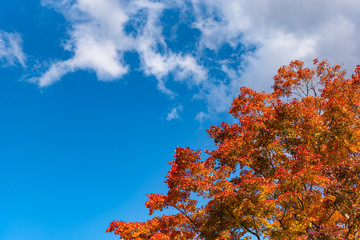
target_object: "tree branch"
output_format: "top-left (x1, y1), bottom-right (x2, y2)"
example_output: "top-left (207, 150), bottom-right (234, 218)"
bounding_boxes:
top-left (224, 206), bottom-right (261, 240)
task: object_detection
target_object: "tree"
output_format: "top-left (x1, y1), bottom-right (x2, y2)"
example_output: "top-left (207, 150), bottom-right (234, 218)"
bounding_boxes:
top-left (107, 60), bottom-right (360, 239)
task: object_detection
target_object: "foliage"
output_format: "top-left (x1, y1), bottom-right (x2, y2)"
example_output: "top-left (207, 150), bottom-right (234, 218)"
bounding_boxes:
top-left (107, 60), bottom-right (360, 239)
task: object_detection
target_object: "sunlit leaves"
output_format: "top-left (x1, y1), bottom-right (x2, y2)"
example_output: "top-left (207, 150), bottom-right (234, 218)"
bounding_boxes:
top-left (107, 60), bottom-right (360, 239)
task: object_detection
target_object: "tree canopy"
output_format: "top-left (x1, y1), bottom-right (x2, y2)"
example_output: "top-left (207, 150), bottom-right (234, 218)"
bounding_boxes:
top-left (107, 60), bottom-right (360, 239)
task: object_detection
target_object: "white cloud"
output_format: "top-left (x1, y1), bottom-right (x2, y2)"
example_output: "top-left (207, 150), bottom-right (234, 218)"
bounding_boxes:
top-left (0, 30), bottom-right (26, 67)
top-left (34, 0), bottom-right (360, 119)
top-left (195, 111), bottom-right (210, 122)
top-left (38, 0), bottom-right (131, 86)
top-left (191, 0), bottom-right (360, 93)
top-left (166, 104), bottom-right (183, 120)
top-left (241, 31), bottom-right (317, 92)
top-left (37, 0), bottom-right (205, 93)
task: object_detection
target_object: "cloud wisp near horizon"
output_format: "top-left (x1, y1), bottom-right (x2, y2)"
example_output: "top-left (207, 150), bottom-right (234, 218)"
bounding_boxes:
top-left (3, 0), bottom-right (360, 119)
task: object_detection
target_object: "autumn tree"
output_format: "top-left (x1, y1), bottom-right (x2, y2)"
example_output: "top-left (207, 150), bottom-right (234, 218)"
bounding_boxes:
top-left (107, 60), bottom-right (360, 239)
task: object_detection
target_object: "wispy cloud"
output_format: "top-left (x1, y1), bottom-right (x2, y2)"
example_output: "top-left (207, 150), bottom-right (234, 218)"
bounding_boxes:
top-left (0, 30), bottom-right (26, 67)
top-left (195, 111), bottom-right (209, 123)
top-left (37, 0), bottom-right (206, 94)
top-left (33, 0), bottom-right (360, 119)
top-left (166, 104), bottom-right (183, 120)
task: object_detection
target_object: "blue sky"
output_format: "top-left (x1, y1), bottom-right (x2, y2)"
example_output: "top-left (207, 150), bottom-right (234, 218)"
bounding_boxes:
top-left (1, 1), bottom-right (360, 240)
